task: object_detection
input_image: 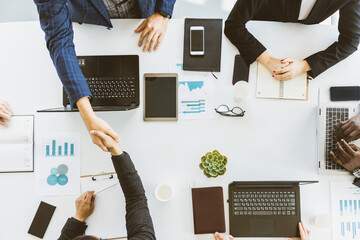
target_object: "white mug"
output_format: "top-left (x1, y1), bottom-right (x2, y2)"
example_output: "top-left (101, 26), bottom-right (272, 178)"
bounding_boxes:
top-left (155, 184), bottom-right (173, 202)
top-left (234, 80), bottom-right (250, 101)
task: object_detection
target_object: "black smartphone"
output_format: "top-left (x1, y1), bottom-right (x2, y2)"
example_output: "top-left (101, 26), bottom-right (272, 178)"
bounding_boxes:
top-left (330, 86), bottom-right (360, 101)
top-left (28, 201), bottom-right (56, 239)
top-left (232, 54), bottom-right (249, 85)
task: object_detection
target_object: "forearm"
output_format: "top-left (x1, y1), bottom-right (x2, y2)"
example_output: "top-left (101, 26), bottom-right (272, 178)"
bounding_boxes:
top-left (77, 97), bottom-right (96, 130)
top-left (224, 0), bottom-right (267, 65)
top-left (58, 217), bottom-right (87, 240)
top-left (112, 153), bottom-right (156, 240)
top-left (35, 0), bottom-right (92, 108)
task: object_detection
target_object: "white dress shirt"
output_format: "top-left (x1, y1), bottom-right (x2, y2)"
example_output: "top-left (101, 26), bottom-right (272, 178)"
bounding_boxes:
top-left (298, 0), bottom-right (317, 20)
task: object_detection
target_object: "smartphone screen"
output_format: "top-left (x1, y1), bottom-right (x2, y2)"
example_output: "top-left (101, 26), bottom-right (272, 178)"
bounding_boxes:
top-left (191, 29), bottom-right (204, 52)
top-left (28, 201), bottom-right (56, 239)
top-left (330, 86), bottom-right (360, 101)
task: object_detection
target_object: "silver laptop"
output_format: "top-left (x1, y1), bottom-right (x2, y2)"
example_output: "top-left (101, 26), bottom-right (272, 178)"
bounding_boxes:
top-left (317, 91), bottom-right (358, 174)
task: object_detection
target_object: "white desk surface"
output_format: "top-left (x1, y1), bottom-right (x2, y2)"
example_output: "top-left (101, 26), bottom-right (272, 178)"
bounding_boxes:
top-left (0, 19), bottom-right (359, 240)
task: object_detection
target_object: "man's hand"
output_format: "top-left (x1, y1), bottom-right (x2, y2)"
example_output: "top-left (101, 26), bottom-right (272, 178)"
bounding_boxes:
top-left (76, 97), bottom-right (120, 152)
top-left (0, 100), bottom-right (12, 127)
top-left (288, 222), bottom-right (310, 240)
top-left (273, 58), bottom-right (311, 81)
top-left (334, 115), bottom-right (360, 142)
top-left (135, 12), bottom-right (168, 52)
top-left (74, 191), bottom-right (96, 222)
top-left (213, 232), bottom-right (234, 240)
top-left (330, 139), bottom-right (360, 171)
top-left (90, 130), bottom-right (123, 156)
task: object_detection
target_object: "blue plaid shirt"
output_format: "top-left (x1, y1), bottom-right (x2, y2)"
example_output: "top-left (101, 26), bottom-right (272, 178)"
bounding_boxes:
top-left (34, 0), bottom-right (176, 108)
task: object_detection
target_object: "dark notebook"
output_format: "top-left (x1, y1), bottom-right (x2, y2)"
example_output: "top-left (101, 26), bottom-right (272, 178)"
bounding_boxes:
top-left (183, 18), bottom-right (223, 72)
top-left (191, 186), bottom-right (226, 234)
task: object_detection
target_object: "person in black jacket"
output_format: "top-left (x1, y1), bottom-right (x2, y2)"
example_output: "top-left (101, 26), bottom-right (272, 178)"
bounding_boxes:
top-left (58, 130), bottom-right (156, 240)
top-left (224, 0), bottom-right (360, 81)
top-left (331, 114), bottom-right (360, 185)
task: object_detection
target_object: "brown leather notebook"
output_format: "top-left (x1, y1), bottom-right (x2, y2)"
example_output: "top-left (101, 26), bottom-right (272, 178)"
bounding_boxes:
top-left (191, 186), bottom-right (226, 234)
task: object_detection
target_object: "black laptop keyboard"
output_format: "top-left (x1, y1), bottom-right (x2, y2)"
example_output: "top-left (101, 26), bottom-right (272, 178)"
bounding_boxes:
top-left (325, 108), bottom-right (348, 170)
top-left (232, 191), bottom-right (296, 216)
top-left (86, 77), bottom-right (136, 99)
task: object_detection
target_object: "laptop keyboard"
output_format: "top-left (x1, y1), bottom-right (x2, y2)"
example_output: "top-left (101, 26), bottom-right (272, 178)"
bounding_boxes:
top-left (232, 191), bottom-right (296, 216)
top-left (87, 77), bottom-right (136, 99)
top-left (325, 108), bottom-right (349, 170)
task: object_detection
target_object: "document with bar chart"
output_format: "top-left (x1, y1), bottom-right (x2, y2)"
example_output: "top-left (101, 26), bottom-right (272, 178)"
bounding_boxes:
top-left (178, 77), bottom-right (214, 119)
top-left (35, 133), bottom-right (80, 196)
top-left (331, 181), bottom-right (360, 240)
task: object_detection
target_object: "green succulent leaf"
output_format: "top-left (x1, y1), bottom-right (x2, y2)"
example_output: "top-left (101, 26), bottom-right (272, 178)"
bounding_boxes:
top-left (199, 163), bottom-right (204, 170)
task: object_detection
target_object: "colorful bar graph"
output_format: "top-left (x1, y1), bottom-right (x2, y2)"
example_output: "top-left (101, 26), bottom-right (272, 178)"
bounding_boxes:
top-left (44, 140), bottom-right (75, 157)
top-left (64, 143), bottom-right (68, 156)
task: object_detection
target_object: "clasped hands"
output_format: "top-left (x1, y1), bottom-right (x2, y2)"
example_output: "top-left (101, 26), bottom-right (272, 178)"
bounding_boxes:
top-left (258, 51), bottom-right (311, 81)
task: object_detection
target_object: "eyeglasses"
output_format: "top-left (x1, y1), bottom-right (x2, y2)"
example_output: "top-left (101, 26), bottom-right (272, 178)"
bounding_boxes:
top-left (215, 104), bottom-right (245, 117)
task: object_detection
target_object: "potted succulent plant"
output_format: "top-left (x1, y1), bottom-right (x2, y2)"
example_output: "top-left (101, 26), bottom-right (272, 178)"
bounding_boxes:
top-left (199, 150), bottom-right (227, 178)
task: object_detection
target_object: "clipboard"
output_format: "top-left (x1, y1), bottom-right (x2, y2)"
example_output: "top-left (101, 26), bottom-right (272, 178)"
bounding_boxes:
top-left (80, 172), bottom-right (127, 239)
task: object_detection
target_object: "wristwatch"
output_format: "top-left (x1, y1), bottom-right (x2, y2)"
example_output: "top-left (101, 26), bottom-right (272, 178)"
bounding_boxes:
top-left (353, 168), bottom-right (360, 178)
top-left (158, 10), bottom-right (171, 19)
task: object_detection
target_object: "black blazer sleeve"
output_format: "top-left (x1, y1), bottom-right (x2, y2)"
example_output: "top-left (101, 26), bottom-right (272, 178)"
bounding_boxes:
top-left (58, 217), bottom-right (87, 240)
top-left (224, 0), bottom-right (267, 65)
top-left (305, 0), bottom-right (360, 78)
top-left (112, 152), bottom-right (156, 240)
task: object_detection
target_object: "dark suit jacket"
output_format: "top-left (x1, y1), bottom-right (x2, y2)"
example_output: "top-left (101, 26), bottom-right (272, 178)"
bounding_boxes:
top-left (34, 0), bottom-right (176, 108)
top-left (58, 152), bottom-right (156, 240)
top-left (224, 0), bottom-right (360, 78)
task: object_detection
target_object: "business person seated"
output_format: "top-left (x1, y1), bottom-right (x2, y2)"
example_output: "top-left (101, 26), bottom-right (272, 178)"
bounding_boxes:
top-left (0, 100), bottom-right (12, 127)
top-left (213, 222), bottom-right (310, 240)
top-left (58, 130), bottom-right (155, 240)
top-left (33, 0), bottom-right (176, 152)
top-left (330, 115), bottom-right (360, 182)
top-left (225, 0), bottom-right (360, 81)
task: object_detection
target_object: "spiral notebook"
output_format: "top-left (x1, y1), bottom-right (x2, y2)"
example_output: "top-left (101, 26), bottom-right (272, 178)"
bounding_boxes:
top-left (256, 62), bottom-right (308, 100)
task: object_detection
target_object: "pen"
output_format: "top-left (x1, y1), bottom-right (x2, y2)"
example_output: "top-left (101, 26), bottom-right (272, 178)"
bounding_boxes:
top-left (94, 182), bottom-right (118, 195)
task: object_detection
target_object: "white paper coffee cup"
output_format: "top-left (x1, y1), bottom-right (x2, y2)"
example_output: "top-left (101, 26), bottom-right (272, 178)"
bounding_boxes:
top-left (155, 184), bottom-right (173, 201)
top-left (234, 80), bottom-right (250, 101)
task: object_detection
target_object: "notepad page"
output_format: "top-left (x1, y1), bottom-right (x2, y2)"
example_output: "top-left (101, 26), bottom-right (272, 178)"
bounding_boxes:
top-left (283, 72), bottom-right (307, 100)
top-left (256, 62), bottom-right (281, 99)
top-left (0, 116), bottom-right (33, 172)
top-left (256, 62), bottom-right (307, 100)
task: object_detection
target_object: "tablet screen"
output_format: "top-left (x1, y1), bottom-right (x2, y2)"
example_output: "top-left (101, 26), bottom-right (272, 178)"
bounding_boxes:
top-left (145, 75), bottom-right (177, 119)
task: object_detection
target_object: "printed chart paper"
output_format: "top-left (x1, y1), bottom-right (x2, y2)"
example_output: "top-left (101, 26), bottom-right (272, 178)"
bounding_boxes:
top-left (331, 181), bottom-right (360, 240)
top-left (169, 59), bottom-right (214, 120)
top-left (178, 78), bottom-right (214, 119)
top-left (35, 133), bottom-right (80, 196)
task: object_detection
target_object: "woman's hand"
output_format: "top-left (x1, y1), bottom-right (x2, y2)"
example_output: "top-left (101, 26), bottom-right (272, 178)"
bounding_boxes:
top-left (257, 51), bottom-right (289, 74)
top-left (288, 222), bottom-right (310, 240)
top-left (273, 58), bottom-right (311, 81)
